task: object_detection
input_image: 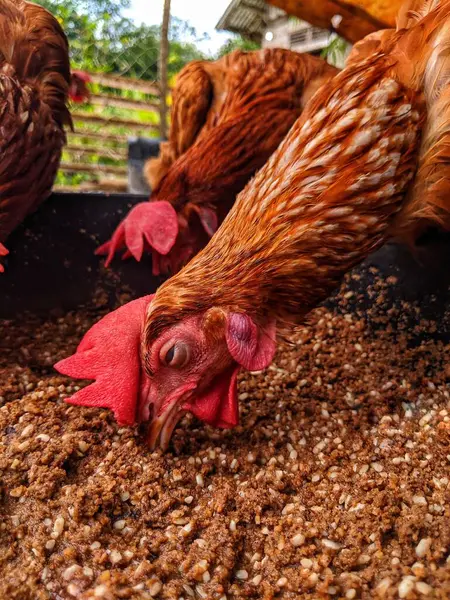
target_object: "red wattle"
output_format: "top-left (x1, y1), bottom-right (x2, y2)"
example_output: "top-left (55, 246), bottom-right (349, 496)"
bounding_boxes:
top-left (187, 365), bottom-right (240, 429)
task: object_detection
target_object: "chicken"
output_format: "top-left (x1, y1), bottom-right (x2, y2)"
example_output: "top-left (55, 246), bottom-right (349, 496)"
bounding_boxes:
top-left (0, 0), bottom-right (72, 272)
top-left (345, 29), bottom-right (395, 68)
top-left (69, 70), bottom-right (91, 104)
top-left (96, 49), bottom-right (338, 275)
top-left (56, 0), bottom-right (450, 449)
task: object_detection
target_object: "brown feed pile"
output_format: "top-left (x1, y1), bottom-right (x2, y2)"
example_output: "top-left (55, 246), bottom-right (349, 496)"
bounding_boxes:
top-left (0, 269), bottom-right (449, 600)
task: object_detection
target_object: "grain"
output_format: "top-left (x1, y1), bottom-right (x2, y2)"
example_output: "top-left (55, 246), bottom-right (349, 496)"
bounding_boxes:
top-left (416, 581), bottom-right (433, 595)
top-left (291, 532), bottom-right (305, 547)
top-left (322, 539), bottom-right (342, 550)
top-left (109, 550), bottom-right (122, 564)
top-left (398, 576), bottom-right (416, 598)
top-left (416, 538), bottom-right (432, 558)
top-left (1, 270), bottom-right (449, 598)
top-left (62, 565), bottom-right (80, 580)
top-left (236, 570), bottom-right (248, 580)
top-left (52, 516), bottom-right (65, 537)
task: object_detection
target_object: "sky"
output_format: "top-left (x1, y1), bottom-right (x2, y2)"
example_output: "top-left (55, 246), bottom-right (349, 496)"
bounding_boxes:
top-left (127, 0), bottom-right (233, 55)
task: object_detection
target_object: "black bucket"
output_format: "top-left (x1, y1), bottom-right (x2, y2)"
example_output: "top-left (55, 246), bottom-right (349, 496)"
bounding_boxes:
top-left (1, 192), bottom-right (450, 336)
top-left (0, 192), bottom-right (163, 317)
top-left (127, 137), bottom-right (162, 195)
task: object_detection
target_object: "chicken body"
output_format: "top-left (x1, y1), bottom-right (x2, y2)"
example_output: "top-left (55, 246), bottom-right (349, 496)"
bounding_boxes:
top-left (0, 0), bottom-right (71, 272)
top-left (56, 0), bottom-right (450, 449)
top-left (97, 49), bottom-right (338, 275)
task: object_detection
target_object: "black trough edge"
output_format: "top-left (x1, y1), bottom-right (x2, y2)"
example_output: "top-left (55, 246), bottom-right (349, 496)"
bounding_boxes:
top-left (1, 192), bottom-right (450, 331)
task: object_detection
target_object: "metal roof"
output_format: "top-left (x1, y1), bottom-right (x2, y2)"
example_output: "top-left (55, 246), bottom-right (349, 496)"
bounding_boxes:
top-left (216, 0), bottom-right (268, 41)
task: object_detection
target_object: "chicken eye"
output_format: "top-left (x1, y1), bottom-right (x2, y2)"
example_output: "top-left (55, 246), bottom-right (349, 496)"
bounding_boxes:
top-left (161, 342), bottom-right (190, 368)
top-left (165, 345), bottom-right (175, 364)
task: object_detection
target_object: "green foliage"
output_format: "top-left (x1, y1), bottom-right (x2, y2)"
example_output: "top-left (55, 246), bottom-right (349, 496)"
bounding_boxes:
top-left (321, 35), bottom-right (350, 68)
top-left (168, 18), bottom-right (208, 79)
top-left (33, 1), bottom-right (253, 189)
top-left (37, 0), bottom-right (258, 79)
top-left (216, 36), bottom-right (261, 59)
top-left (36, 1), bottom-right (206, 80)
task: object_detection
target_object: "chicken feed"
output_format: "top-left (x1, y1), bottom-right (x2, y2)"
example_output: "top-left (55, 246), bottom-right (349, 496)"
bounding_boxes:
top-left (0, 268), bottom-right (449, 599)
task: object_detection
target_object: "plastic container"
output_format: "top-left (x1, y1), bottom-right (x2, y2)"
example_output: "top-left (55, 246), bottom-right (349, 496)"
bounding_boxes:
top-left (127, 137), bottom-right (162, 194)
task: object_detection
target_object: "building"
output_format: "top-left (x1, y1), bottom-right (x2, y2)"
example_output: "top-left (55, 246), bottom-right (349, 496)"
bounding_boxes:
top-left (216, 0), bottom-right (332, 56)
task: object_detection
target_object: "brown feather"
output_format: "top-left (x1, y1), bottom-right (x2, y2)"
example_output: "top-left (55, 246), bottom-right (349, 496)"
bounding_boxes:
top-left (144, 0), bottom-right (450, 348)
top-left (147, 49), bottom-right (339, 225)
top-left (144, 61), bottom-right (213, 189)
top-left (0, 0), bottom-right (71, 245)
top-left (392, 2), bottom-right (450, 240)
top-left (396, 0), bottom-right (440, 28)
top-left (145, 58), bottom-right (425, 343)
top-left (345, 29), bottom-right (395, 68)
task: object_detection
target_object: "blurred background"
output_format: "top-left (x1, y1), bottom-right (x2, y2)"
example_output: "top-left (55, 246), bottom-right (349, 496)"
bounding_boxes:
top-left (38, 0), bottom-right (395, 194)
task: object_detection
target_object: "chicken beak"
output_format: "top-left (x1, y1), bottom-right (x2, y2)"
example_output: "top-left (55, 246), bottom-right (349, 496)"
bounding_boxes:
top-left (144, 382), bottom-right (198, 451)
top-left (147, 401), bottom-right (187, 451)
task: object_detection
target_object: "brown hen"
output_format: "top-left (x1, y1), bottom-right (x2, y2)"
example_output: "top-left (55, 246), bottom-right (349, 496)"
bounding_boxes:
top-left (56, 0), bottom-right (450, 449)
top-left (0, 0), bottom-right (71, 272)
top-left (97, 49), bottom-right (338, 275)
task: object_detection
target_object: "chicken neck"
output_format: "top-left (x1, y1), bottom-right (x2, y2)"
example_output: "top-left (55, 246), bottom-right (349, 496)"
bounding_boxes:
top-left (146, 61), bottom-right (426, 341)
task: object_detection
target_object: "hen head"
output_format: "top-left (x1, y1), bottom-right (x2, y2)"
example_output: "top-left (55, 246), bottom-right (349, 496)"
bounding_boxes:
top-left (149, 201), bottom-right (219, 276)
top-left (96, 200), bottom-right (219, 276)
top-left (55, 296), bottom-right (276, 450)
top-left (69, 70), bottom-right (91, 103)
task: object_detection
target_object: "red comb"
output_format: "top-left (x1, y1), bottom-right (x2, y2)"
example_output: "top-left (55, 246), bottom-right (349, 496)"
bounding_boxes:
top-left (0, 242), bottom-right (8, 273)
top-left (54, 295), bottom-right (154, 425)
top-left (96, 201), bottom-right (179, 272)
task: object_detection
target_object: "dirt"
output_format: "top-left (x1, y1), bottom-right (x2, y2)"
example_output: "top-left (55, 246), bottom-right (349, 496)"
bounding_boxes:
top-left (0, 270), bottom-right (449, 600)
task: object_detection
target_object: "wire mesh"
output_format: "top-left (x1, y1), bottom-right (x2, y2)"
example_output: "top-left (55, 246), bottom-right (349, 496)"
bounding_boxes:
top-left (35, 0), bottom-right (168, 193)
top-left (60, 71), bottom-right (162, 193)
top-left (62, 48), bottom-right (163, 193)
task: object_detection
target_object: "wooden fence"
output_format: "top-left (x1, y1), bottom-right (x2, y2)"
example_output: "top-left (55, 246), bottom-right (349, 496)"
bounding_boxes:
top-left (56, 72), bottom-right (166, 193)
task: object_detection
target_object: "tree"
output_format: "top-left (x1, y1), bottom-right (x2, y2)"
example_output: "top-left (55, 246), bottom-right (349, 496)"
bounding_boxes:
top-left (216, 35), bottom-right (260, 59)
top-left (159, 0), bottom-right (171, 138)
top-left (36, 0), bottom-right (206, 80)
top-left (321, 35), bottom-right (351, 68)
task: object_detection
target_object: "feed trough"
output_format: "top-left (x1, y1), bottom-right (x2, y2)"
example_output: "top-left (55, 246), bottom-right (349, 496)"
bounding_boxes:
top-left (0, 194), bottom-right (449, 598)
top-left (0, 192), bottom-right (160, 318)
top-left (2, 192), bottom-right (450, 319)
